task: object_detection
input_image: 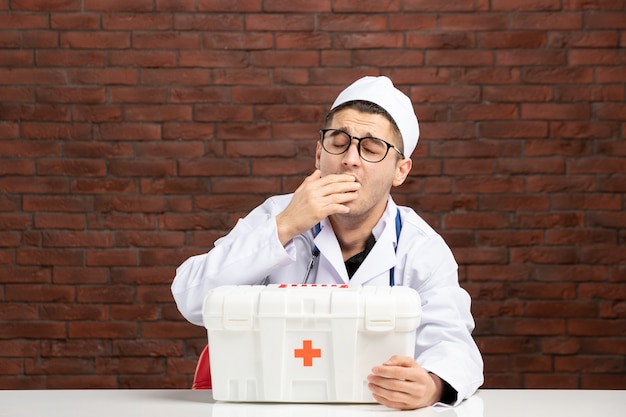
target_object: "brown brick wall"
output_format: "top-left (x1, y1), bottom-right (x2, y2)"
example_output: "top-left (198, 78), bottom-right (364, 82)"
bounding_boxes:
top-left (1, 0), bottom-right (624, 389)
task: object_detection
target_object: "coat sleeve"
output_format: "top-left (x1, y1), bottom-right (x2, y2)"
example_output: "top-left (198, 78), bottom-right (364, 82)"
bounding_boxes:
top-left (171, 197), bottom-right (296, 326)
top-left (401, 233), bottom-right (484, 405)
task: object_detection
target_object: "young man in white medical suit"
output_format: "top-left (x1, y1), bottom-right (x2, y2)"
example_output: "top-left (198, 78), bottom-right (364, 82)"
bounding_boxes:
top-left (172, 76), bottom-right (484, 409)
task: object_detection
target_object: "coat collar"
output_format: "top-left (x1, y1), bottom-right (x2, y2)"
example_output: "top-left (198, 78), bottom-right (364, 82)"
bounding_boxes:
top-left (313, 197), bottom-right (400, 285)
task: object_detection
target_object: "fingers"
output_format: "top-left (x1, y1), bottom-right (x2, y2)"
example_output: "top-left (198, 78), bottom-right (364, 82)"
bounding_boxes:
top-left (367, 356), bottom-right (436, 410)
top-left (370, 389), bottom-right (417, 410)
top-left (371, 355), bottom-right (418, 380)
top-left (381, 355), bottom-right (416, 368)
top-left (304, 170), bottom-right (360, 197)
top-left (294, 170), bottom-right (359, 213)
top-left (369, 356), bottom-right (421, 396)
top-left (369, 376), bottom-right (424, 410)
top-left (299, 170), bottom-right (361, 212)
top-left (301, 169), bottom-right (322, 184)
top-left (369, 356), bottom-right (420, 394)
top-left (275, 170), bottom-right (360, 244)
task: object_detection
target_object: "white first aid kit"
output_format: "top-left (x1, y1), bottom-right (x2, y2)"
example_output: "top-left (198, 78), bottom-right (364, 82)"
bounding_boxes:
top-left (202, 284), bottom-right (421, 403)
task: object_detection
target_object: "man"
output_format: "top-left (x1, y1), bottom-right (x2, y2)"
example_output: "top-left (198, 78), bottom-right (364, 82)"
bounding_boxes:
top-left (172, 76), bottom-right (484, 409)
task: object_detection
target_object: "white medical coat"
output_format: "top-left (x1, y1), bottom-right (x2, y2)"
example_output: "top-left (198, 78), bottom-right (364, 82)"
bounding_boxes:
top-left (172, 194), bottom-right (484, 405)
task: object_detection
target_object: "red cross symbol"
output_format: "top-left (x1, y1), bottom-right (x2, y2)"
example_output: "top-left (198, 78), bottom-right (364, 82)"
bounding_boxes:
top-left (294, 339), bottom-right (321, 366)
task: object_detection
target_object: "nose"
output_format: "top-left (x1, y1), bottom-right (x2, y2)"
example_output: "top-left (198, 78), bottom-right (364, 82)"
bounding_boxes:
top-left (342, 140), bottom-right (361, 166)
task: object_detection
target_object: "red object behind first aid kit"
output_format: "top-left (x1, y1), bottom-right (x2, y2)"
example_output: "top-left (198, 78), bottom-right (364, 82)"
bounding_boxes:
top-left (192, 345), bottom-right (212, 390)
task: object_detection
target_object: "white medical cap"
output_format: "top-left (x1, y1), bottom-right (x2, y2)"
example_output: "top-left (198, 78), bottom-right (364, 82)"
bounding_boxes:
top-left (330, 76), bottom-right (420, 158)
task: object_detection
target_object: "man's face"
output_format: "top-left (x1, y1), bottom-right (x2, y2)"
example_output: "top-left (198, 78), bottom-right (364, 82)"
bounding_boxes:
top-left (315, 108), bottom-right (411, 220)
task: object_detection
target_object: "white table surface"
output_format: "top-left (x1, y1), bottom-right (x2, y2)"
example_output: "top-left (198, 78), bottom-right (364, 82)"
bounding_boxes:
top-left (0, 389), bottom-right (624, 417)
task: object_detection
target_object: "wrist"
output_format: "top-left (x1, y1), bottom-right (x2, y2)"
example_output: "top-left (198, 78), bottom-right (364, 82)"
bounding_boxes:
top-left (275, 212), bottom-right (297, 246)
top-left (428, 373), bottom-right (444, 404)
top-left (429, 373), bottom-right (457, 405)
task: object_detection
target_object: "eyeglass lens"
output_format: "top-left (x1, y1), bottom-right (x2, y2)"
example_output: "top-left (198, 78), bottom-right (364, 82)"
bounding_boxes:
top-left (322, 130), bottom-right (389, 162)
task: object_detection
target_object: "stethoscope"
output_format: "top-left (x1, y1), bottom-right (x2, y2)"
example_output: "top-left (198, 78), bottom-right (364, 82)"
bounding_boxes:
top-left (302, 209), bottom-right (402, 286)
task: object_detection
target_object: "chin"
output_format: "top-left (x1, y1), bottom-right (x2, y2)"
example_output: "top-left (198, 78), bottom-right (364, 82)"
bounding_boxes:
top-left (340, 204), bottom-right (367, 220)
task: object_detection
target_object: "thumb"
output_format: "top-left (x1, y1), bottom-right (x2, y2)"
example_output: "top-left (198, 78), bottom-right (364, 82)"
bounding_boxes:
top-left (308, 169), bottom-right (322, 181)
top-left (383, 355), bottom-right (416, 367)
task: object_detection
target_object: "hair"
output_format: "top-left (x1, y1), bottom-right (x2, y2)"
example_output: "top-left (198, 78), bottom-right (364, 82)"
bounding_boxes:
top-left (323, 100), bottom-right (404, 155)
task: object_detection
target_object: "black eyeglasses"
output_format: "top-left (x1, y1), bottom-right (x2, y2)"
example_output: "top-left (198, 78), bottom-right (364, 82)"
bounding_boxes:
top-left (319, 129), bottom-right (404, 163)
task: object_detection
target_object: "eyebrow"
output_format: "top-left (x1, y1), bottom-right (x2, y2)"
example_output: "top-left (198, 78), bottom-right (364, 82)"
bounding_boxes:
top-left (333, 127), bottom-right (381, 139)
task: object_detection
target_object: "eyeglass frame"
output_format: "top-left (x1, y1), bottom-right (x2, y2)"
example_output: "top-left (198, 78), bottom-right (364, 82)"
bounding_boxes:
top-left (319, 128), bottom-right (405, 163)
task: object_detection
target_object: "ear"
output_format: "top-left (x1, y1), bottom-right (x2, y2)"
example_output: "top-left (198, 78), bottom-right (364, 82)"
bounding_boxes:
top-left (315, 140), bottom-right (322, 169)
top-left (392, 158), bottom-right (412, 187)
